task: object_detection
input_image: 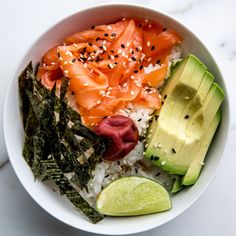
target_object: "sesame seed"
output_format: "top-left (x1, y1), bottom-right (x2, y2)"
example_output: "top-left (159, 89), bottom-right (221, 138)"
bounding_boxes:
top-left (139, 65), bottom-right (143, 70)
top-left (158, 94), bottom-right (162, 98)
top-left (172, 148), bottom-right (176, 154)
top-left (104, 33), bottom-right (109, 37)
top-left (110, 55), bottom-right (115, 60)
top-left (73, 43), bottom-right (78, 47)
top-left (131, 56), bottom-right (136, 61)
top-left (151, 45), bottom-right (155, 51)
top-left (131, 75), bottom-right (135, 80)
top-left (106, 91), bottom-right (111, 96)
top-left (147, 57), bottom-right (152, 62)
top-left (145, 19), bottom-right (149, 23)
top-left (131, 91), bottom-right (135, 96)
top-left (90, 69), bottom-right (94, 74)
top-left (97, 100), bottom-right (101, 105)
top-left (72, 58), bottom-right (76, 63)
top-left (63, 61), bottom-right (68, 65)
top-left (103, 45), bottom-right (107, 51)
top-left (43, 63), bottom-right (46, 66)
top-left (139, 23), bottom-right (142, 28)
top-left (125, 55), bottom-right (128, 58)
top-left (156, 59), bottom-right (161, 64)
top-left (123, 61), bottom-right (126, 67)
top-left (96, 37), bottom-right (100, 41)
top-left (51, 62), bottom-right (55, 65)
top-left (184, 115), bottom-right (190, 119)
top-left (103, 40), bottom-right (107, 45)
top-left (118, 49), bottom-right (122, 54)
top-left (84, 63), bottom-right (87, 68)
top-left (163, 28), bottom-right (167, 31)
top-left (126, 42), bottom-right (130, 47)
top-left (122, 51), bottom-right (125, 57)
top-left (59, 57), bottom-right (63, 61)
top-left (107, 25), bottom-right (112, 30)
top-left (64, 70), bottom-right (68, 74)
top-left (139, 46), bottom-right (143, 50)
top-left (134, 70), bottom-right (138, 73)
top-left (108, 63), bottom-right (114, 69)
top-left (121, 44), bottom-right (125, 49)
top-left (147, 41), bottom-right (151, 47)
top-left (69, 61), bottom-right (74, 65)
top-left (66, 51), bottom-right (73, 56)
top-left (114, 54), bottom-right (119, 58)
top-left (184, 96), bottom-right (190, 100)
top-left (111, 32), bottom-right (116, 37)
top-left (91, 25), bottom-right (95, 29)
top-left (108, 87), bottom-right (113, 91)
top-left (99, 90), bottom-right (105, 95)
top-left (123, 82), bottom-right (127, 87)
top-left (83, 82), bottom-right (89, 86)
top-left (122, 17), bottom-right (126, 21)
top-left (148, 24), bottom-right (152, 28)
top-left (161, 161), bottom-right (166, 166)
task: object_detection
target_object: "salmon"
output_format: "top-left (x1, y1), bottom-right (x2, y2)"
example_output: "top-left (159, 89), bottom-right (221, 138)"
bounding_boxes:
top-left (37, 18), bottom-right (182, 127)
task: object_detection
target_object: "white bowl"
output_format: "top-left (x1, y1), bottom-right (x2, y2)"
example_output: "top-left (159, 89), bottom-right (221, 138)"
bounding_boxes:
top-left (3, 3), bottom-right (230, 235)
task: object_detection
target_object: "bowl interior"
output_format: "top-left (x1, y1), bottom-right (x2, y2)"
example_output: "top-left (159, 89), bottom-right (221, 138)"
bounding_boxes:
top-left (3, 3), bottom-right (230, 235)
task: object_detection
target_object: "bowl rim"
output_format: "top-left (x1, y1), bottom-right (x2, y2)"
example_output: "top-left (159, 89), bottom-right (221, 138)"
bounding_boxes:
top-left (3, 2), bottom-right (231, 235)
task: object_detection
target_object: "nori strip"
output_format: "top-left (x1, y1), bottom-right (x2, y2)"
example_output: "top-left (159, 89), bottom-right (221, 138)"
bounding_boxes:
top-left (39, 159), bottom-right (104, 223)
top-left (18, 62), bottom-right (34, 128)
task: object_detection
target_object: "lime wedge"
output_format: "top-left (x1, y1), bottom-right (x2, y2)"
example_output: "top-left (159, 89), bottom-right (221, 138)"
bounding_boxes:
top-left (96, 176), bottom-right (171, 216)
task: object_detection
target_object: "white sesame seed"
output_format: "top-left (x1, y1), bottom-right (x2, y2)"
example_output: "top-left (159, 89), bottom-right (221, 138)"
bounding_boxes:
top-left (131, 91), bottom-right (135, 96)
top-left (90, 69), bottom-right (94, 74)
top-left (73, 43), bottom-right (78, 47)
top-left (158, 94), bottom-right (162, 98)
top-left (118, 49), bottom-right (122, 54)
top-left (66, 51), bottom-right (73, 56)
top-left (91, 123), bottom-right (95, 126)
top-left (145, 144), bottom-right (148, 148)
top-left (99, 90), bottom-right (105, 95)
top-left (63, 61), bottom-right (68, 65)
top-left (147, 41), bottom-right (151, 47)
top-left (103, 40), bottom-right (106, 45)
top-left (148, 24), bottom-right (152, 28)
top-left (43, 63), bottom-right (46, 66)
top-left (51, 62), bottom-right (55, 65)
top-left (143, 152), bottom-right (146, 155)
top-left (147, 57), bottom-right (152, 62)
top-left (118, 85), bottom-right (121, 89)
top-left (139, 46), bottom-right (143, 50)
top-left (84, 63), bottom-right (87, 68)
top-left (122, 51), bottom-right (125, 57)
top-left (108, 63), bottom-right (114, 69)
top-left (123, 82), bottom-right (127, 87)
top-left (131, 75), bottom-right (135, 80)
top-left (64, 70), bottom-right (69, 74)
top-left (129, 49), bottom-right (133, 54)
top-left (96, 100), bottom-right (101, 105)
top-left (126, 42), bottom-right (130, 47)
top-left (136, 83), bottom-right (142, 87)
top-left (122, 17), bottom-right (126, 21)
top-left (157, 143), bottom-right (162, 148)
top-left (184, 96), bottom-right (190, 100)
top-left (128, 58), bottom-right (132, 62)
top-left (106, 91), bottom-right (111, 96)
top-left (161, 161), bottom-right (166, 165)
top-left (145, 19), bottom-right (149, 23)
top-left (69, 61), bottom-right (74, 65)
top-left (110, 55), bottom-right (115, 60)
top-left (103, 45), bottom-right (107, 51)
top-left (107, 25), bottom-right (112, 30)
top-left (108, 87), bottom-right (113, 91)
top-left (125, 55), bottom-right (129, 58)
top-left (153, 143), bottom-right (158, 149)
top-left (83, 83), bottom-right (89, 86)
top-left (59, 57), bottom-right (63, 61)
top-left (123, 61), bottom-right (126, 67)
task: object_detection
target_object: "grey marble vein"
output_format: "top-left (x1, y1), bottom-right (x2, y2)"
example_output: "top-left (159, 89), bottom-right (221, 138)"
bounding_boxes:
top-left (0, 159), bottom-right (9, 170)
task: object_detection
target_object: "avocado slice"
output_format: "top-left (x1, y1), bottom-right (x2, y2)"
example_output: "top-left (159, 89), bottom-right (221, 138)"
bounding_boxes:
top-left (171, 176), bottom-right (184, 193)
top-left (145, 54), bottom-right (224, 176)
top-left (182, 110), bottom-right (222, 185)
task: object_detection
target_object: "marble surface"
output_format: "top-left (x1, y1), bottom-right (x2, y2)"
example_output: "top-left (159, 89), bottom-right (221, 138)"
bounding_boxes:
top-left (0, 0), bottom-right (236, 235)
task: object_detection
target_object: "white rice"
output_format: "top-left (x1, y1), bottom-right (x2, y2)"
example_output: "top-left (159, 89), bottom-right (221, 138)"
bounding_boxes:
top-left (80, 47), bottom-right (182, 206)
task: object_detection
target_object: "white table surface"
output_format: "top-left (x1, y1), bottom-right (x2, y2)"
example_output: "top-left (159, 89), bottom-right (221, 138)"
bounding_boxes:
top-left (1, 0), bottom-right (236, 235)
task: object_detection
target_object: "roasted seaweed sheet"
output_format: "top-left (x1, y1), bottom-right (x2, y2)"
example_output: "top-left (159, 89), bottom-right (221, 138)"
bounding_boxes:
top-left (18, 62), bottom-right (105, 223)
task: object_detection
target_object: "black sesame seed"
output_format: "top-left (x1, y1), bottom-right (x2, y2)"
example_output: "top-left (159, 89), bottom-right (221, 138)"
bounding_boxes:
top-left (71, 91), bottom-right (75, 95)
top-left (99, 46), bottom-right (104, 49)
top-left (155, 172), bottom-right (160, 177)
top-left (151, 45), bottom-right (155, 51)
top-left (108, 64), bottom-right (112, 69)
top-left (131, 50), bottom-right (134, 54)
top-left (138, 118), bottom-right (142, 122)
top-left (57, 52), bottom-right (60, 58)
top-left (135, 168), bottom-right (138, 173)
top-left (148, 119), bottom-right (152, 124)
top-left (184, 115), bottom-right (190, 119)
top-left (156, 59), bottom-right (161, 64)
top-left (72, 58), bottom-right (76, 63)
top-left (155, 115), bottom-right (159, 121)
top-left (164, 94), bottom-right (167, 99)
top-left (95, 37), bottom-right (100, 41)
top-left (117, 161), bottom-right (120, 165)
top-left (134, 70), bottom-right (138, 73)
top-left (139, 65), bottom-right (143, 70)
top-left (104, 33), bottom-right (109, 37)
top-left (139, 23), bottom-right (142, 28)
top-left (103, 116), bottom-right (108, 119)
top-left (114, 54), bottom-right (119, 58)
top-left (114, 62), bottom-right (118, 65)
top-left (121, 44), bottom-right (125, 49)
top-left (154, 156), bottom-right (160, 161)
top-left (172, 148), bottom-right (176, 154)
top-left (161, 101), bottom-right (164, 105)
top-left (91, 25), bottom-right (95, 29)
top-left (150, 155), bottom-right (154, 160)
top-left (111, 32), bottom-right (116, 37)
top-left (88, 42), bottom-right (93, 46)
top-left (105, 174), bottom-right (109, 178)
top-left (110, 49), bottom-right (115, 53)
top-left (146, 88), bottom-right (152, 92)
top-left (135, 47), bottom-right (139, 52)
top-left (163, 28), bottom-right (167, 31)
top-left (131, 56), bottom-right (136, 61)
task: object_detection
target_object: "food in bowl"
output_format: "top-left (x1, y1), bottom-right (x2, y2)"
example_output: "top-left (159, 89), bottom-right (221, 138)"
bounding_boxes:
top-left (18, 18), bottom-right (224, 223)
